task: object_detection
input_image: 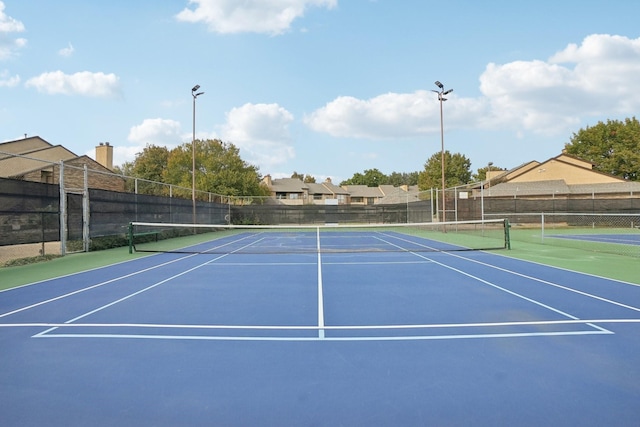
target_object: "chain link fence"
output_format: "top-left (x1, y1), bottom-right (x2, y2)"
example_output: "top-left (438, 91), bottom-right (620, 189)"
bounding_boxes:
top-left (2, 155), bottom-right (639, 264)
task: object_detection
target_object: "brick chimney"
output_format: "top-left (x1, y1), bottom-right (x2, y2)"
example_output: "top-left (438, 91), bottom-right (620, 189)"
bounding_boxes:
top-left (95, 142), bottom-right (114, 170)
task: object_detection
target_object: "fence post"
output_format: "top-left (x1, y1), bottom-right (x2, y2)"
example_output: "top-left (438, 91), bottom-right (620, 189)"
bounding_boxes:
top-left (59, 161), bottom-right (66, 256)
top-left (83, 164), bottom-right (90, 252)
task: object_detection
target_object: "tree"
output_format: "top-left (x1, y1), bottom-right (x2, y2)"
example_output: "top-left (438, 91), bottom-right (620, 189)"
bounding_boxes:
top-left (163, 139), bottom-right (270, 198)
top-left (362, 168), bottom-right (387, 186)
top-left (564, 117), bottom-right (640, 181)
top-left (340, 172), bottom-right (365, 186)
top-left (388, 171), bottom-right (419, 186)
top-left (418, 151), bottom-right (472, 190)
top-left (472, 163), bottom-right (503, 182)
top-left (115, 145), bottom-right (171, 195)
top-left (291, 172), bottom-right (316, 183)
top-left (340, 168), bottom-right (388, 186)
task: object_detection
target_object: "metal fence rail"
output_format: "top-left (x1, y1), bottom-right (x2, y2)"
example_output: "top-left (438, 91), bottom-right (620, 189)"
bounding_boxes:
top-left (2, 171), bottom-right (639, 263)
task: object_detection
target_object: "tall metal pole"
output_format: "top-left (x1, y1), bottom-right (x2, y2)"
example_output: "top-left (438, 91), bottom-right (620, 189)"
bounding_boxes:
top-left (433, 81), bottom-right (452, 224)
top-left (192, 85), bottom-right (204, 224)
top-left (439, 95), bottom-right (446, 223)
top-left (192, 92), bottom-right (196, 224)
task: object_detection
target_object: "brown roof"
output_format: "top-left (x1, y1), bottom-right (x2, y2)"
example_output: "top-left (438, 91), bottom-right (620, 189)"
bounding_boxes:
top-left (320, 181), bottom-right (349, 195)
top-left (487, 180), bottom-right (570, 197)
top-left (341, 185), bottom-right (384, 198)
top-left (486, 179), bottom-right (640, 197)
top-left (270, 178), bottom-right (308, 193)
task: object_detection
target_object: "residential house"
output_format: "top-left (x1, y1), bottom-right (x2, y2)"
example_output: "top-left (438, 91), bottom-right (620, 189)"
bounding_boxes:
top-left (479, 152), bottom-right (640, 198)
top-left (0, 136), bottom-right (124, 192)
top-left (261, 176), bottom-right (350, 205)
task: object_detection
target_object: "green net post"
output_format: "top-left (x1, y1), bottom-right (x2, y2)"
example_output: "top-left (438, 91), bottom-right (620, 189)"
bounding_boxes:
top-left (128, 222), bottom-right (134, 254)
top-left (504, 219), bottom-right (511, 250)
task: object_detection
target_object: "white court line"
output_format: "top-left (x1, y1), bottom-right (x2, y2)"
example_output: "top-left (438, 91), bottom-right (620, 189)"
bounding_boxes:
top-left (444, 245), bottom-right (640, 313)
top-left (32, 255), bottom-right (232, 337)
top-left (33, 236), bottom-right (272, 338)
top-left (3, 318), bottom-right (639, 330)
top-left (205, 260), bottom-right (430, 266)
top-left (0, 232), bottom-right (263, 319)
top-left (380, 232), bottom-right (640, 313)
top-left (317, 227), bottom-right (325, 339)
top-left (21, 316), bottom-right (624, 342)
top-left (29, 329), bottom-right (613, 342)
top-left (373, 233), bottom-right (612, 334)
top-left (0, 254), bottom-right (197, 319)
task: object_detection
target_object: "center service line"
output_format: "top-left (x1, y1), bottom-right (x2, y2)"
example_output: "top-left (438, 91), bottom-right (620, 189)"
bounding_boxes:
top-left (317, 227), bottom-right (325, 339)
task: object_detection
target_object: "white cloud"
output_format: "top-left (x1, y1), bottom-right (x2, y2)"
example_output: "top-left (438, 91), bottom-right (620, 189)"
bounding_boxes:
top-left (176, 0), bottom-right (337, 35)
top-left (24, 71), bottom-right (121, 97)
top-left (0, 1), bottom-right (22, 32)
top-left (221, 103), bottom-right (295, 170)
top-left (307, 34), bottom-right (640, 140)
top-left (58, 42), bottom-right (74, 57)
top-left (128, 118), bottom-right (183, 147)
top-left (479, 34), bottom-right (640, 134)
top-left (0, 1), bottom-right (27, 60)
top-left (305, 90), bottom-right (487, 139)
top-left (0, 69), bottom-right (19, 86)
top-left (305, 91), bottom-right (434, 139)
top-left (116, 118), bottom-right (185, 166)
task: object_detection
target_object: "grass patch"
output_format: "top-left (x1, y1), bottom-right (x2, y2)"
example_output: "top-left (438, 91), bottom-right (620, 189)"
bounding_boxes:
top-left (3, 254), bottom-right (62, 267)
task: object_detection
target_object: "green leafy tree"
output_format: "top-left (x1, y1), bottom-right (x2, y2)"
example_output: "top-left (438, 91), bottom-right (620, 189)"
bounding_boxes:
top-left (472, 163), bottom-right (503, 182)
top-left (362, 168), bottom-right (387, 186)
top-left (418, 151), bottom-right (472, 190)
top-left (341, 168), bottom-right (388, 186)
top-left (112, 145), bottom-right (171, 195)
top-left (112, 162), bottom-right (135, 192)
top-left (291, 172), bottom-right (316, 183)
top-left (128, 145), bottom-right (171, 195)
top-left (564, 117), bottom-right (640, 181)
top-left (164, 139), bottom-right (270, 198)
top-left (388, 171), bottom-right (419, 186)
top-left (340, 172), bottom-right (365, 186)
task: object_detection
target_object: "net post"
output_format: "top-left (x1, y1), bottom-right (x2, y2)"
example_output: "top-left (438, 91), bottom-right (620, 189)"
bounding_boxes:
top-left (504, 218), bottom-right (511, 250)
top-left (128, 222), bottom-right (134, 254)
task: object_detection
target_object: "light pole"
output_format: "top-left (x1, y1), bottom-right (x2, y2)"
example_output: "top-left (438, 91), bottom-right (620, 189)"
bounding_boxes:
top-left (192, 84), bottom-right (204, 224)
top-left (432, 80), bottom-right (453, 223)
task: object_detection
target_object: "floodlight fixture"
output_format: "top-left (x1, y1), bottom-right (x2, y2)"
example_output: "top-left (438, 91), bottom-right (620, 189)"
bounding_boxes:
top-left (434, 80), bottom-right (444, 89)
top-left (192, 84), bottom-right (200, 92)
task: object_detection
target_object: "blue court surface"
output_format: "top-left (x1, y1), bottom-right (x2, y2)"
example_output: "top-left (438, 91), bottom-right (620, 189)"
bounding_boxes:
top-left (2, 230), bottom-right (640, 426)
top-left (549, 233), bottom-right (640, 245)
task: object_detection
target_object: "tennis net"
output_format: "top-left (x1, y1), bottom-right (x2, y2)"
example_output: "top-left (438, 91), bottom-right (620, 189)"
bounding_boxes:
top-left (128, 219), bottom-right (511, 255)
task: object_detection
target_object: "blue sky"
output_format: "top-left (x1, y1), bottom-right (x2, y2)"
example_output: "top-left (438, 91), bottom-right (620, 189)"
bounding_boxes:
top-left (1, 0), bottom-right (639, 183)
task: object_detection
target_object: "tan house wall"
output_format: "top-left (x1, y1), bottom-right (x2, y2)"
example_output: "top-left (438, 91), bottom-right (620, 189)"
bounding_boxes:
top-left (555, 153), bottom-right (592, 168)
top-left (509, 159), bottom-right (623, 185)
top-left (19, 157), bottom-right (125, 192)
top-left (0, 137), bottom-right (50, 156)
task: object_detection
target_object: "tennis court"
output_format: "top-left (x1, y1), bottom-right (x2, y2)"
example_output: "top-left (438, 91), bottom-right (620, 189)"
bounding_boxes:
top-left (1, 221), bottom-right (640, 426)
top-left (549, 233), bottom-right (640, 245)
